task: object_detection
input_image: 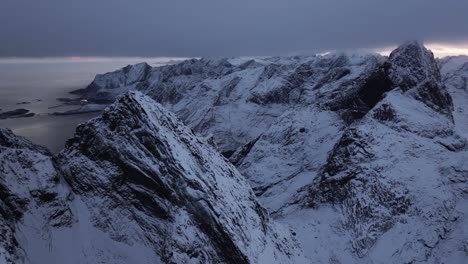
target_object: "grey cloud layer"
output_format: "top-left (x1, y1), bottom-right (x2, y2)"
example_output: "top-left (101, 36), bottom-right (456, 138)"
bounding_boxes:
top-left (1, 0), bottom-right (467, 57)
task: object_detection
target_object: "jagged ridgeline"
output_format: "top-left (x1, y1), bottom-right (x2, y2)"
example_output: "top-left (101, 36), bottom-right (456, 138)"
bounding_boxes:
top-left (2, 42), bottom-right (468, 263)
top-left (0, 92), bottom-right (306, 264)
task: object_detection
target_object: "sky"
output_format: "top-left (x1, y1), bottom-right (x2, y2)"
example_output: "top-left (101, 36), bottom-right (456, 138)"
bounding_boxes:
top-left (1, 0), bottom-right (468, 58)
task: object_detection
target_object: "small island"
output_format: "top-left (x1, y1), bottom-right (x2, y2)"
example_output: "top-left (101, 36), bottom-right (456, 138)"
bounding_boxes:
top-left (0, 108), bottom-right (35, 119)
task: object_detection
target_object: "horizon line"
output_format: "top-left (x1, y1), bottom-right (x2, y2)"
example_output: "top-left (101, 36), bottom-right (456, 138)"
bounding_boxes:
top-left (1, 43), bottom-right (468, 61)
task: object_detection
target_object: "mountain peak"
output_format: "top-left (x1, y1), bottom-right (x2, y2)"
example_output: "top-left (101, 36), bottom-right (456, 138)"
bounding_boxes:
top-left (58, 91), bottom-right (305, 264)
top-left (388, 40), bottom-right (440, 87)
top-left (386, 41), bottom-right (453, 116)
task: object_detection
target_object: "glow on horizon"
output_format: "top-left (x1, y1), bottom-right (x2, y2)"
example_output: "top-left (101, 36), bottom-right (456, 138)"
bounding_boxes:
top-left (375, 43), bottom-right (468, 58)
top-left (1, 44), bottom-right (468, 63)
top-left (68, 56), bottom-right (107, 62)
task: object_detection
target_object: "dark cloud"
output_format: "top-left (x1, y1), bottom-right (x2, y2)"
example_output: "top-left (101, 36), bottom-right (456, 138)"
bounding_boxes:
top-left (1, 0), bottom-right (467, 57)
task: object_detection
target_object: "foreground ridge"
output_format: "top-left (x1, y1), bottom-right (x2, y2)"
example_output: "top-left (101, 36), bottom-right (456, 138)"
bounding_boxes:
top-left (0, 92), bottom-right (305, 263)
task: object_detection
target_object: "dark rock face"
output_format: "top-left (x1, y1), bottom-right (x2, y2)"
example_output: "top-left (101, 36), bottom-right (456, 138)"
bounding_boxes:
top-left (249, 63), bottom-right (315, 105)
top-left (412, 80), bottom-right (453, 116)
top-left (313, 42), bottom-right (454, 126)
top-left (0, 181), bottom-right (27, 263)
top-left (388, 41), bottom-right (441, 89)
top-left (388, 41), bottom-right (453, 117)
top-left (229, 136), bottom-right (261, 166)
top-left (372, 103), bottom-right (396, 121)
top-left (299, 126), bottom-right (407, 257)
top-left (318, 128), bottom-right (374, 184)
top-left (323, 64), bottom-right (393, 123)
top-left (307, 127), bottom-right (410, 210)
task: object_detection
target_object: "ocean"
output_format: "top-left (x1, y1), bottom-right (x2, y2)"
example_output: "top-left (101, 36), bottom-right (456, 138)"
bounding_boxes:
top-left (0, 57), bottom-right (184, 152)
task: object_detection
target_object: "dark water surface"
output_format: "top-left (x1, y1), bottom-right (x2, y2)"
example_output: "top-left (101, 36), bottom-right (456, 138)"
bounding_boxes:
top-left (0, 58), bottom-right (183, 152)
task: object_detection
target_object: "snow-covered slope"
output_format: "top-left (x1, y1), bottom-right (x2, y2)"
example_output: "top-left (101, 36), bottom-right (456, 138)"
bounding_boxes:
top-left (76, 53), bottom-right (385, 154)
top-left (440, 55), bottom-right (468, 136)
top-left (284, 42), bottom-right (467, 263)
top-left (0, 128), bottom-right (71, 263)
top-left (0, 92), bottom-right (305, 264)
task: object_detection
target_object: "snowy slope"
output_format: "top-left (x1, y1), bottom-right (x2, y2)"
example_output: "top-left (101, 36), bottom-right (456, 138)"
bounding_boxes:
top-left (0, 128), bottom-right (71, 264)
top-left (440, 55), bottom-right (468, 137)
top-left (76, 54), bottom-right (385, 155)
top-left (279, 42), bottom-right (468, 263)
top-left (0, 92), bottom-right (305, 264)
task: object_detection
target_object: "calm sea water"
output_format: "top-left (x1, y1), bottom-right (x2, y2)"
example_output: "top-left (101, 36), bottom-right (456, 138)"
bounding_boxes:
top-left (0, 58), bottom-right (183, 152)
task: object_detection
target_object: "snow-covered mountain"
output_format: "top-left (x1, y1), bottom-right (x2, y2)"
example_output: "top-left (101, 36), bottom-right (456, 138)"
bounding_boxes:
top-left (75, 52), bottom-right (385, 155)
top-left (1, 42), bottom-right (468, 263)
top-left (0, 93), bottom-right (305, 264)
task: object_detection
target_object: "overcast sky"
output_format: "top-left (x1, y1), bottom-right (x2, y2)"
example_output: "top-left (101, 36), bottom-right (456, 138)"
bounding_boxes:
top-left (1, 0), bottom-right (468, 57)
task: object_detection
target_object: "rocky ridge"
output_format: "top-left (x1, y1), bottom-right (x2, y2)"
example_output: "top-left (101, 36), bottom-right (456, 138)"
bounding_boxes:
top-left (0, 92), bottom-right (305, 264)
